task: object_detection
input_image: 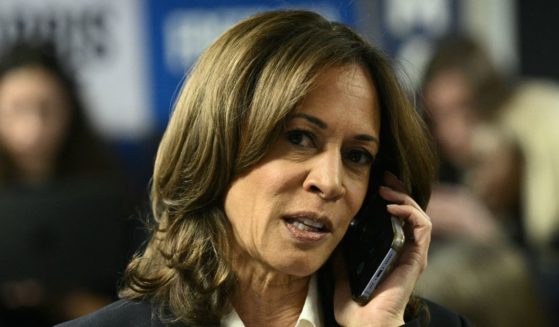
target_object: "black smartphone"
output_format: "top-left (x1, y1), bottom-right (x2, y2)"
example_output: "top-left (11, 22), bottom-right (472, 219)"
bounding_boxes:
top-left (340, 175), bottom-right (405, 305)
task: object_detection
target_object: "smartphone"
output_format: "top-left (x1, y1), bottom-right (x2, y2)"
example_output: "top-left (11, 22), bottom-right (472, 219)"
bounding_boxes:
top-left (340, 181), bottom-right (405, 305)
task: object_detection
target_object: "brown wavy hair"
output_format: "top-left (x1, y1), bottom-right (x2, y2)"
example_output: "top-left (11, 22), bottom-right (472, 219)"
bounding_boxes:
top-left (121, 10), bottom-right (436, 326)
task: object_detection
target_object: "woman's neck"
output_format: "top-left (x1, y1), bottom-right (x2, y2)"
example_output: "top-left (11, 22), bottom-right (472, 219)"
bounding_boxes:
top-left (232, 252), bottom-right (310, 327)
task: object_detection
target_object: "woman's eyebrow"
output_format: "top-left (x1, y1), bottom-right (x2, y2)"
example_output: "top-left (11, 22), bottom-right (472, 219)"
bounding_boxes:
top-left (355, 134), bottom-right (379, 144)
top-left (291, 113), bottom-right (379, 144)
top-left (291, 113), bottom-right (327, 129)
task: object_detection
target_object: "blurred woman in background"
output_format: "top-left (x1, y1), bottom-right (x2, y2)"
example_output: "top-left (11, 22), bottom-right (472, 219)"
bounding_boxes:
top-left (468, 82), bottom-right (559, 253)
top-left (467, 82), bottom-right (559, 322)
top-left (421, 35), bottom-right (512, 243)
top-left (0, 41), bottom-right (135, 326)
top-left (0, 42), bottom-right (116, 186)
top-left (421, 35), bottom-right (512, 182)
top-left (420, 34), bottom-right (559, 325)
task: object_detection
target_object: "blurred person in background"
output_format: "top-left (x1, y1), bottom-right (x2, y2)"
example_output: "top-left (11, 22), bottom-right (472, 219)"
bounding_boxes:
top-left (422, 35), bottom-right (559, 257)
top-left (467, 81), bottom-right (559, 317)
top-left (468, 81), bottom-right (559, 253)
top-left (0, 41), bottom-right (138, 326)
top-left (421, 34), bottom-right (559, 324)
top-left (416, 239), bottom-right (551, 327)
top-left (0, 42), bottom-right (116, 186)
top-left (421, 35), bottom-right (512, 183)
top-left (420, 35), bottom-right (513, 243)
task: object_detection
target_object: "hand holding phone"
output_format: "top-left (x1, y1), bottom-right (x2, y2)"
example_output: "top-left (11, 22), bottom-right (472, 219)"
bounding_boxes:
top-left (334, 171), bottom-right (433, 326)
top-left (340, 180), bottom-right (405, 305)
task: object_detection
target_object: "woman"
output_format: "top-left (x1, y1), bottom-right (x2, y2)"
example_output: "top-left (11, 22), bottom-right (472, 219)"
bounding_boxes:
top-left (58, 10), bottom-right (467, 326)
top-left (466, 82), bottom-right (559, 322)
top-left (0, 42), bottom-right (116, 185)
top-left (420, 35), bottom-right (510, 243)
top-left (421, 35), bottom-right (511, 180)
top-left (467, 82), bottom-right (559, 251)
top-left (0, 42), bottom-right (132, 325)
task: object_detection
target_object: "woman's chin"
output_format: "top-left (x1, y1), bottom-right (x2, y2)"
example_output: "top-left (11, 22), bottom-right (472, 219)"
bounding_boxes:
top-left (270, 255), bottom-right (329, 278)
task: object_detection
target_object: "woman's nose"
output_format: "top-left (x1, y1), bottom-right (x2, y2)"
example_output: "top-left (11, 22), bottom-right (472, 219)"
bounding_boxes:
top-left (303, 150), bottom-right (345, 201)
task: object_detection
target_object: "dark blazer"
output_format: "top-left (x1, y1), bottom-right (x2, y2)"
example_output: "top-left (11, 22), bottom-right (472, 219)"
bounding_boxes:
top-left (55, 298), bottom-right (468, 327)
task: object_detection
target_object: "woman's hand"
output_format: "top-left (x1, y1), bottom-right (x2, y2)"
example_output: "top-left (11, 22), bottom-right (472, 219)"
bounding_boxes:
top-left (333, 172), bottom-right (432, 326)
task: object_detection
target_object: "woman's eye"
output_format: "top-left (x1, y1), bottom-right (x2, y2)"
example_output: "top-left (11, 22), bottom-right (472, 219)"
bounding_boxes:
top-left (345, 149), bottom-right (374, 165)
top-left (286, 130), bottom-right (315, 147)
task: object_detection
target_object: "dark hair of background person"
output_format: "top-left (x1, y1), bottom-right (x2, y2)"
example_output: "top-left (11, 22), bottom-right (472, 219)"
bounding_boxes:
top-left (119, 10), bottom-right (437, 326)
top-left (421, 34), bottom-right (513, 121)
top-left (0, 41), bottom-right (117, 184)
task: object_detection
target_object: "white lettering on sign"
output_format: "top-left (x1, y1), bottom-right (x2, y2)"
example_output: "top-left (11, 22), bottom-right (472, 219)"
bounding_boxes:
top-left (0, 0), bottom-right (151, 139)
top-left (164, 7), bottom-right (265, 75)
top-left (163, 5), bottom-right (340, 75)
top-left (386, 0), bottom-right (450, 37)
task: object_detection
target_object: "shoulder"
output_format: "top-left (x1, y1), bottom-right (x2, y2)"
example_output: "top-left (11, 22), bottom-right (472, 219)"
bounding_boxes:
top-left (54, 299), bottom-right (155, 327)
top-left (404, 299), bottom-right (470, 327)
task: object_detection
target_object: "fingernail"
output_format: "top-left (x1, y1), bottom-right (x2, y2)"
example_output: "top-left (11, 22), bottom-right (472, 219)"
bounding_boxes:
top-left (380, 185), bottom-right (393, 192)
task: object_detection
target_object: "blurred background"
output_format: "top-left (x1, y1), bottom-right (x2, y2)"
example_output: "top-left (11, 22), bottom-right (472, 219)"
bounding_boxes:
top-left (0, 0), bottom-right (557, 326)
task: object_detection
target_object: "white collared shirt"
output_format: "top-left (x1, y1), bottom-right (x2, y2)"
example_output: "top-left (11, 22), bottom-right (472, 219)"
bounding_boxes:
top-left (221, 275), bottom-right (323, 327)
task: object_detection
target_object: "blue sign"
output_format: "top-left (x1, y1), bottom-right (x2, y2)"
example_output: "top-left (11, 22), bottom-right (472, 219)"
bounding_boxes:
top-left (372, 0), bottom-right (460, 88)
top-left (144, 0), bottom-right (357, 132)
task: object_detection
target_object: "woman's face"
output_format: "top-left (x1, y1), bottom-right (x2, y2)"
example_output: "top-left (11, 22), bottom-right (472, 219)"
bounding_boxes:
top-left (224, 64), bottom-right (381, 277)
top-left (0, 67), bottom-right (71, 169)
top-left (424, 70), bottom-right (478, 167)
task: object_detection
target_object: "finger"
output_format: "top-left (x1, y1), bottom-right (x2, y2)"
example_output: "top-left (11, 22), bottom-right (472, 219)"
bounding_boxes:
top-left (380, 187), bottom-right (431, 237)
top-left (379, 186), bottom-right (425, 214)
top-left (387, 206), bottom-right (431, 234)
top-left (383, 171), bottom-right (406, 193)
top-left (367, 204), bottom-right (432, 300)
top-left (387, 203), bottom-right (432, 259)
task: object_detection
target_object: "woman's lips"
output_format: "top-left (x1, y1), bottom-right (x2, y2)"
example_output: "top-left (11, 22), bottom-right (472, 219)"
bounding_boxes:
top-left (282, 213), bottom-right (332, 242)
